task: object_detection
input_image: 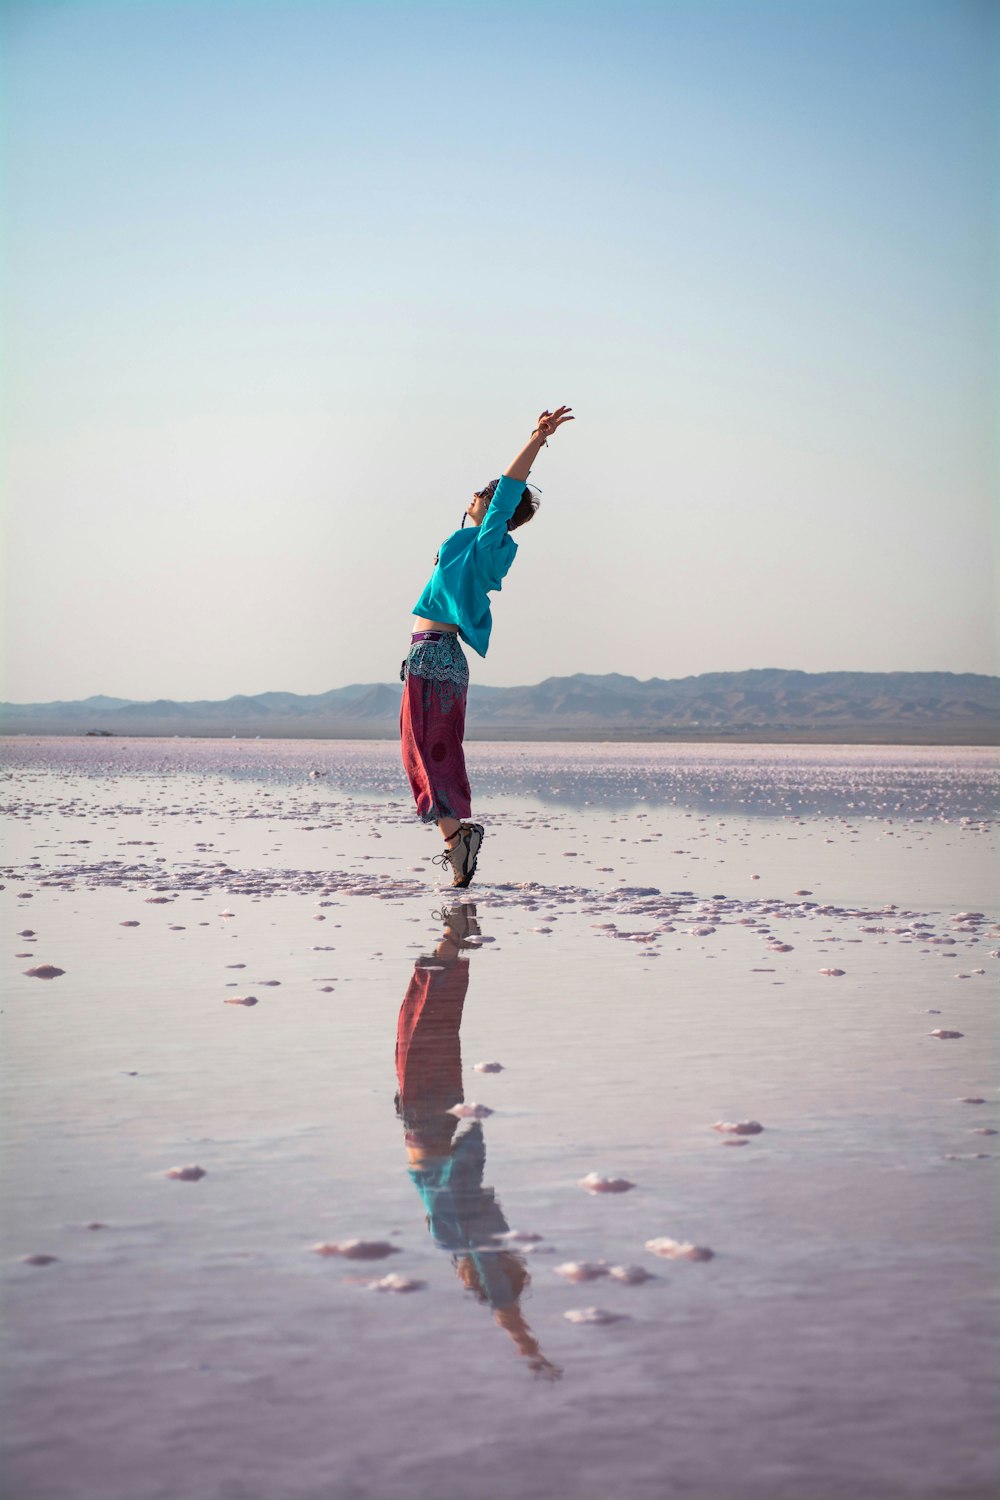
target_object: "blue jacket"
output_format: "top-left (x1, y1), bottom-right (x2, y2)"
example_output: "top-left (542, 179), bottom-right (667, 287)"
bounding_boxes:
top-left (411, 475), bottom-right (524, 658)
top-left (408, 1124), bottom-right (520, 1309)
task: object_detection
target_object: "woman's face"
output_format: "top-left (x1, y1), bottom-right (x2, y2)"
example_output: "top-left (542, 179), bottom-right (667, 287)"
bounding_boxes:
top-left (466, 490), bottom-right (491, 527)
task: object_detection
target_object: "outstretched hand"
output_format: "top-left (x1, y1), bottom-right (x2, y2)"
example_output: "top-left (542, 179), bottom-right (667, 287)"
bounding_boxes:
top-left (534, 406), bottom-right (574, 442)
top-left (504, 406), bottom-right (574, 482)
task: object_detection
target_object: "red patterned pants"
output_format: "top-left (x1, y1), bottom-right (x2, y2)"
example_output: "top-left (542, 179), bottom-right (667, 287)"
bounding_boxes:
top-left (399, 633), bottom-right (473, 823)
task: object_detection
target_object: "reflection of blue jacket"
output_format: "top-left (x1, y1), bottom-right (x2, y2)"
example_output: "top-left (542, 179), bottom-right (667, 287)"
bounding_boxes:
top-left (408, 1124), bottom-right (519, 1309)
top-left (410, 475), bottom-right (523, 658)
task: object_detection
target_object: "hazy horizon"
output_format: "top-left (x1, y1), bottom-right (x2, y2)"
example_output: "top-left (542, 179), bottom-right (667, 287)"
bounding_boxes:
top-left (4, 662), bottom-right (999, 713)
top-left (4, 0), bottom-right (997, 703)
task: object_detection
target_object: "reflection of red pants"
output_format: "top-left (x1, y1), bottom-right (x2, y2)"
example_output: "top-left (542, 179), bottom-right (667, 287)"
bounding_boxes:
top-left (396, 958), bottom-right (470, 1143)
top-left (400, 672), bottom-right (472, 824)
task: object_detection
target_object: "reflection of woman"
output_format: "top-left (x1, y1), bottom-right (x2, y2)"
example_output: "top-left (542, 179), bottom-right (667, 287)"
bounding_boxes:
top-left (394, 904), bottom-right (561, 1379)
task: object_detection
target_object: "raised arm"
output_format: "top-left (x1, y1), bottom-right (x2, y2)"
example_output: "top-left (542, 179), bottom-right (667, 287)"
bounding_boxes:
top-left (503, 406), bottom-right (574, 483)
top-left (475, 405), bottom-right (575, 556)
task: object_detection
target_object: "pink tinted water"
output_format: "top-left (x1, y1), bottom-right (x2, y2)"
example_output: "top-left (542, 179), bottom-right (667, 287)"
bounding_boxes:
top-left (1, 738), bottom-right (998, 1500)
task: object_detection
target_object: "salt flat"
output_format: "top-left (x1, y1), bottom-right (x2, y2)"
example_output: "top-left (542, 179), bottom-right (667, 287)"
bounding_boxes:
top-left (1, 738), bottom-right (998, 1500)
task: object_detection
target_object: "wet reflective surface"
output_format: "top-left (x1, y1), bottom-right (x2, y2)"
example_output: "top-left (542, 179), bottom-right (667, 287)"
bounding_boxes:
top-left (2, 738), bottom-right (998, 1500)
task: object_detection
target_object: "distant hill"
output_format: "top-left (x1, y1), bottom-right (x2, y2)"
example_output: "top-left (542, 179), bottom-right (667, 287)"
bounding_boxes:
top-left (2, 670), bottom-right (998, 742)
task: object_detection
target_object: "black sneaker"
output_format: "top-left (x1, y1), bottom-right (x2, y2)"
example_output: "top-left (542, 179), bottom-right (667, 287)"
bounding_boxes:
top-left (432, 823), bottom-right (485, 888)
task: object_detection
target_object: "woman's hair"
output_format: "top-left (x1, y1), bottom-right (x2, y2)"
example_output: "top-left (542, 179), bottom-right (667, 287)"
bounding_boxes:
top-left (477, 479), bottom-right (541, 532)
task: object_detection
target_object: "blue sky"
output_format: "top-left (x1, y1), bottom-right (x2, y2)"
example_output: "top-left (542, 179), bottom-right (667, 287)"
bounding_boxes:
top-left (3, 0), bottom-right (996, 701)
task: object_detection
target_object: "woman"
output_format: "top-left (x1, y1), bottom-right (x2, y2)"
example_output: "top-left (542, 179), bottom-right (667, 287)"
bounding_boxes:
top-left (400, 405), bottom-right (574, 887)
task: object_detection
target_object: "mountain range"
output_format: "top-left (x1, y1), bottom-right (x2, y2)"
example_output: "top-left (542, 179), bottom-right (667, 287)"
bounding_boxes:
top-left (2, 670), bottom-right (998, 742)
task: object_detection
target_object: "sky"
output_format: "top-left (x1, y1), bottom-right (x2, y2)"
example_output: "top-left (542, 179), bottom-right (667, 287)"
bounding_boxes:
top-left (3, 0), bottom-right (997, 703)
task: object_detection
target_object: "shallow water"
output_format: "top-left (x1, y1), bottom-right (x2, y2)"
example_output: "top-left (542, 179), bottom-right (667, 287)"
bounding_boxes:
top-left (2, 738), bottom-right (998, 1500)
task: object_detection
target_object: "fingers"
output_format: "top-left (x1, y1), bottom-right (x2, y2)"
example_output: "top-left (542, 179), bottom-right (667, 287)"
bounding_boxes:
top-left (535, 404), bottom-right (575, 437)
